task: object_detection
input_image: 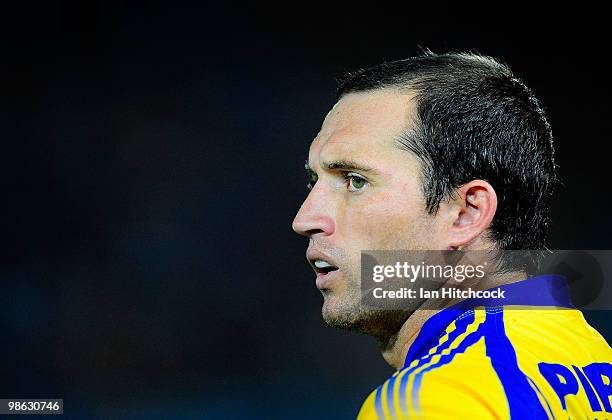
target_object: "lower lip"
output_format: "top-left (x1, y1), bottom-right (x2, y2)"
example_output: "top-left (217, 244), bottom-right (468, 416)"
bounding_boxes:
top-left (316, 269), bottom-right (341, 290)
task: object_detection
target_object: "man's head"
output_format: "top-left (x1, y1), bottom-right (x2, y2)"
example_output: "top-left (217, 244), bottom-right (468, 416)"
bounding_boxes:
top-left (292, 52), bottom-right (556, 340)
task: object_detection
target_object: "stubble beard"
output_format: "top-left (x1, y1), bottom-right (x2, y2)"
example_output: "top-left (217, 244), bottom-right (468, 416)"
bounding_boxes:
top-left (319, 226), bottom-right (435, 343)
top-left (320, 269), bottom-right (412, 344)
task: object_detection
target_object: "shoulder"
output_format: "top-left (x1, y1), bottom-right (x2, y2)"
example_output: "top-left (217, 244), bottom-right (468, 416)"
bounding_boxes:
top-left (356, 308), bottom-right (545, 419)
top-left (357, 367), bottom-right (508, 419)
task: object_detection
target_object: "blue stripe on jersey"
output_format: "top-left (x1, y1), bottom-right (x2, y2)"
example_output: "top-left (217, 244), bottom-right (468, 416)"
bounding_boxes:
top-left (385, 373), bottom-right (398, 418)
top-left (374, 384), bottom-right (384, 419)
top-left (487, 308), bottom-right (549, 419)
top-left (410, 313), bottom-right (489, 412)
top-left (403, 308), bottom-right (468, 369)
top-left (398, 310), bottom-right (476, 413)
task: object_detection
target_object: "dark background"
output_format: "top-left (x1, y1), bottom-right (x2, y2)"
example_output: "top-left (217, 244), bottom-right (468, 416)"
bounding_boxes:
top-left (2, 5), bottom-right (611, 419)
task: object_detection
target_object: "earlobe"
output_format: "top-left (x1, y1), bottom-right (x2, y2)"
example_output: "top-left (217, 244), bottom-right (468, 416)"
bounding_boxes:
top-left (447, 181), bottom-right (498, 249)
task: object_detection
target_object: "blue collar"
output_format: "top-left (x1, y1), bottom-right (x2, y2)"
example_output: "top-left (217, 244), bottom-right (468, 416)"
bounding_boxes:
top-left (403, 274), bottom-right (573, 368)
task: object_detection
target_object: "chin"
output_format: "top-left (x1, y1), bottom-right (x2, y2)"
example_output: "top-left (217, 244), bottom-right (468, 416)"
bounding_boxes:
top-left (321, 293), bottom-right (359, 327)
top-left (321, 293), bottom-right (408, 341)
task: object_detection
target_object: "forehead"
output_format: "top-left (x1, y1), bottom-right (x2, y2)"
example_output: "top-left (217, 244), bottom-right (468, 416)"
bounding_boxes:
top-left (309, 89), bottom-right (417, 165)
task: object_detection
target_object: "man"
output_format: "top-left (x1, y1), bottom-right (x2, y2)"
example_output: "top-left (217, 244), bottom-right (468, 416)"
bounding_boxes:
top-left (292, 52), bottom-right (612, 419)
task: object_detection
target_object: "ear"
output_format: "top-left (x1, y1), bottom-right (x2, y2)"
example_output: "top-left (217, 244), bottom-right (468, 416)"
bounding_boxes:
top-left (445, 180), bottom-right (498, 249)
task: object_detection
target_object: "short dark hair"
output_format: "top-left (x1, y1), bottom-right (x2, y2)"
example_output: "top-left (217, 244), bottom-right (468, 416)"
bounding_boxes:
top-left (337, 52), bottom-right (557, 271)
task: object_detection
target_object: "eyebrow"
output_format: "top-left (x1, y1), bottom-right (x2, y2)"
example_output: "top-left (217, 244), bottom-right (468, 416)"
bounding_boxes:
top-left (304, 159), bottom-right (380, 175)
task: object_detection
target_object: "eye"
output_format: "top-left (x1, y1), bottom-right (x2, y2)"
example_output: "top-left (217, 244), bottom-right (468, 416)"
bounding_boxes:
top-left (344, 173), bottom-right (368, 192)
top-left (306, 174), bottom-right (318, 190)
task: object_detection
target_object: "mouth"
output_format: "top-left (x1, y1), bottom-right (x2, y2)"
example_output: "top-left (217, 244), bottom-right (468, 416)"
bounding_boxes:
top-left (308, 257), bottom-right (340, 290)
top-left (312, 259), bottom-right (340, 275)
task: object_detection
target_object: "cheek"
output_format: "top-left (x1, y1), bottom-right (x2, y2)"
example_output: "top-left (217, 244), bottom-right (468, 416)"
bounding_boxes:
top-left (347, 189), bottom-right (426, 249)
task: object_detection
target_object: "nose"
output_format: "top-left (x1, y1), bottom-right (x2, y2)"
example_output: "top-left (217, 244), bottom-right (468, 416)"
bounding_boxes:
top-left (292, 187), bottom-right (335, 237)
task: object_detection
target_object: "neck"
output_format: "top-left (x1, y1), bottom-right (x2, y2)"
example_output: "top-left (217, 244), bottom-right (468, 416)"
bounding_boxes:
top-left (379, 269), bottom-right (527, 370)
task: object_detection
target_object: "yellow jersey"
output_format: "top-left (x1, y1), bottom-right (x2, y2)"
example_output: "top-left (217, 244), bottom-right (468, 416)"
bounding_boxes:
top-left (357, 275), bottom-right (612, 419)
